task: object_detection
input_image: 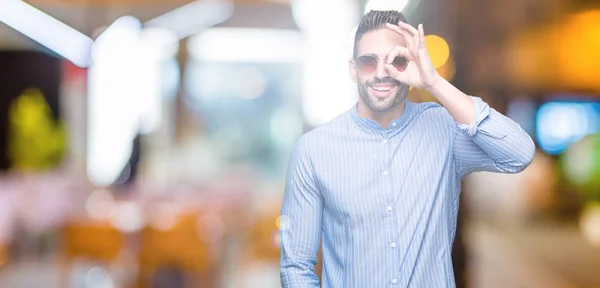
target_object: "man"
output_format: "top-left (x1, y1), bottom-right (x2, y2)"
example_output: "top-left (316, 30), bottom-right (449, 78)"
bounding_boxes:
top-left (280, 10), bottom-right (535, 288)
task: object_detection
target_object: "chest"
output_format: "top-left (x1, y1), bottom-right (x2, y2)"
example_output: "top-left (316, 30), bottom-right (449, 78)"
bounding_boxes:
top-left (313, 125), bottom-right (455, 224)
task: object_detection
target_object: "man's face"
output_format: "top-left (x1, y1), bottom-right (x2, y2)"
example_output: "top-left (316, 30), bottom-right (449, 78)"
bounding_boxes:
top-left (350, 28), bottom-right (410, 113)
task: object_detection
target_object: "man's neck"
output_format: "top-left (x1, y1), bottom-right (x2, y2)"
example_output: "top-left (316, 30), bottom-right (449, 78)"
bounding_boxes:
top-left (357, 99), bottom-right (407, 129)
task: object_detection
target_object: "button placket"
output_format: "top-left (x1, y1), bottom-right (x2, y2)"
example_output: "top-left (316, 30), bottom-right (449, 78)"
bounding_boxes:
top-left (383, 131), bottom-right (398, 286)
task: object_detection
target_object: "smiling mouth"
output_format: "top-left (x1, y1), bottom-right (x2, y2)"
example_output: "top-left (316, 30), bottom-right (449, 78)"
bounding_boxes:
top-left (370, 85), bottom-right (396, 92)
top-left (368, 84), bottom-right (397, 98)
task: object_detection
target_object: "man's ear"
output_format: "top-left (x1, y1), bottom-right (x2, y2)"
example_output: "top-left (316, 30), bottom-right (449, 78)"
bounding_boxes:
top-left (348, 59), bottom-right (358, 83)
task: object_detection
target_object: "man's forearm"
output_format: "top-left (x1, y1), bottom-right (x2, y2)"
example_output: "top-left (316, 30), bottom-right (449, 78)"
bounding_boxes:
top-left (427, 75), bottom-right (534, 173)
top-left (426, 74), bottom-right (475, 125)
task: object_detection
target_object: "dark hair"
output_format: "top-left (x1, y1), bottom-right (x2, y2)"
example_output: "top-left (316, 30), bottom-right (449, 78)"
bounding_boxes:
top-left (353, 10), bottom-right (408, 59)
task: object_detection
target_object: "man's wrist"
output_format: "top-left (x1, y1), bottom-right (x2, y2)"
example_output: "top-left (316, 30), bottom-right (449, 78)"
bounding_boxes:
top-left (424, 73), bottom-right (446, 97)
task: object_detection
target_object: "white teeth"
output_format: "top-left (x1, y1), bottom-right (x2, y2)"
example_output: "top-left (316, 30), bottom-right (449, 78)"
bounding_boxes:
top-left (372, 86), bottom-right (392, 92)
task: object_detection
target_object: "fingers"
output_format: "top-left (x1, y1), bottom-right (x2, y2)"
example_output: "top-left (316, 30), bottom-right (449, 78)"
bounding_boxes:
top-left (398, 21), bottom-right (419, 38)
top-left (418, 23), bottom-right (425, 38)
top-left (387, 22), bottom-right (429, 52)
top-left (385, 23), bottom-right (415, 50)
top-left (386, 46), bottom-right (411, 64)
top-left (385, 46), bottom-right (411, 82)
top-left (417, 24), bottom-right (427, 50)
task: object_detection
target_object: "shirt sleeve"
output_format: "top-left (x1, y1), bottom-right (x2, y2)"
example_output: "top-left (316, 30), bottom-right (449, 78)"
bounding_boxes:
top-left (280, 136), bottom-right (323, 288)
top-left (452, 96), bottom-right (535, 177)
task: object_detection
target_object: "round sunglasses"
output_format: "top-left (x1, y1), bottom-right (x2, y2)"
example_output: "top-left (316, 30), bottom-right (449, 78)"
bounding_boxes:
top-left (355, 54), bottom-right (408, 73)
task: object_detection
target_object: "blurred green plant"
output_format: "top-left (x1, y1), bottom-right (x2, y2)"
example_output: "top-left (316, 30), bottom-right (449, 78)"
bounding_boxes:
top-left (560, 134), bottom-right (600, 202)
top-left (7, 88), bottom-right (67, 171)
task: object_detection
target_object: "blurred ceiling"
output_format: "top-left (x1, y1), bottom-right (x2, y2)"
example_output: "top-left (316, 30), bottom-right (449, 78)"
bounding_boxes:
top-left (0, 0), bottom-right (299, 49)
top-left (0, 2), bottom-right (179, 49)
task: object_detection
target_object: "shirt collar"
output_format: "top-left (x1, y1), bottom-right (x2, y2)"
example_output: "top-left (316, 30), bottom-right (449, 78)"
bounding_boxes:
top-left (351, 99), bottom-right (414, 132)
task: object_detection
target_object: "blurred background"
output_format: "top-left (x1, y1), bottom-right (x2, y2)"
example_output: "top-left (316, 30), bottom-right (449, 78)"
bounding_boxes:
top-left (0, 0), bottom-right (600, 287)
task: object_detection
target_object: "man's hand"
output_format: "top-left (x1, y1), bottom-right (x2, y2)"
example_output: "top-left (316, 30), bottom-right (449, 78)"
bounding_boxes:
top-left (386, 21), bottom-right (474, 124)
top-left (384, 22), bottom-right (441, 90)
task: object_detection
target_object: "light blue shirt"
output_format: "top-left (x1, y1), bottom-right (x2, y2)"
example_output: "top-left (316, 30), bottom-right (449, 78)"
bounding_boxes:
top-left (280, 97), bottom-right (535, 288)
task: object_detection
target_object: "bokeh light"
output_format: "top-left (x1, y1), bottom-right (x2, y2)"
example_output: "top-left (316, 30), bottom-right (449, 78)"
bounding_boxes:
top-left (148, 202), bottom-right (179, 231)
top-left (109, 202), bottom-right (144, 233)
top-left (536, 102), bottom-right (600, 155)
top-left (561, 134), bottom-right (600, 201)
top-left (276, 215), bottom-right (291, 231)
top-left (580, 202), bottom-right (600, 248)
top-left (234, 67), bottom-right (268, 100)
top-left (85, 189), bottom-right (116, 220)
top-left (425, 35), bottom-right (450, 68)
top-left (554, 10), bottom-right (600, 91)
top-left (84, 266), bottom-right (115, 288)
top-left (436, 56), bottom-right (455, 81)
top-left (270, 230), bottom-right (281, 248)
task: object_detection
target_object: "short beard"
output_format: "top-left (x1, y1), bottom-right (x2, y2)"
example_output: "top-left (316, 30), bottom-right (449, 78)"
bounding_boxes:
top-left (357, 77), bottom-right (408, 113)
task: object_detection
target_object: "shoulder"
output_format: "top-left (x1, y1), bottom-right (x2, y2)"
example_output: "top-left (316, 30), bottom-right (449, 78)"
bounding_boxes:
top-left (295, 108), bottom-right (353, 151)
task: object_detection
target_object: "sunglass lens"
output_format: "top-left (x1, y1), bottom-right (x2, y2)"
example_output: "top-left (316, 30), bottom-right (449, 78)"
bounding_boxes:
top-left (356, 56), bottom-right (377, 72)
top-left (392, 56), bottom-right (408, 71)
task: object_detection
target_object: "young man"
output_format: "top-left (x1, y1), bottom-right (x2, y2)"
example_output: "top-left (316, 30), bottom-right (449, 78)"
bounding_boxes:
top-left (280, 10), bottom-right (534, 288)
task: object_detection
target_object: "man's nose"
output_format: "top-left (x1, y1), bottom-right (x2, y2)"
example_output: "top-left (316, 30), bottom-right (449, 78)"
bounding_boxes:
top-left (375, 60), bottom-right (389, 79)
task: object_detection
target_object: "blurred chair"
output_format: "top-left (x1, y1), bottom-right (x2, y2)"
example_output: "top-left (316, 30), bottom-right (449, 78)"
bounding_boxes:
top-left (242, 207), bottom-right (323, 284)
top-left (59, 220), bottom-right (125, 287)
top-left (231, 209), bottom-right (281, 288)
top-left (248, 212), bottom-right (280, 262)
top-left (62, 221), bottom-right (124, 261)
top-left (136, 211), bottom-right (214, 288)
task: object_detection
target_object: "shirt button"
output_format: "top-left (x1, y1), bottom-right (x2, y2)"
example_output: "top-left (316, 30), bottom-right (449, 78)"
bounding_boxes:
top-left (387, 206), bottom-right (393, 212)
top-left (383, 170), bottom-right (389, 176)
top-left (383, 139), bottom-right (388, 144)
top-left (390, 242), bottom-right (396, 248)
top-left (391, 278), bottom-right (397, 284)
